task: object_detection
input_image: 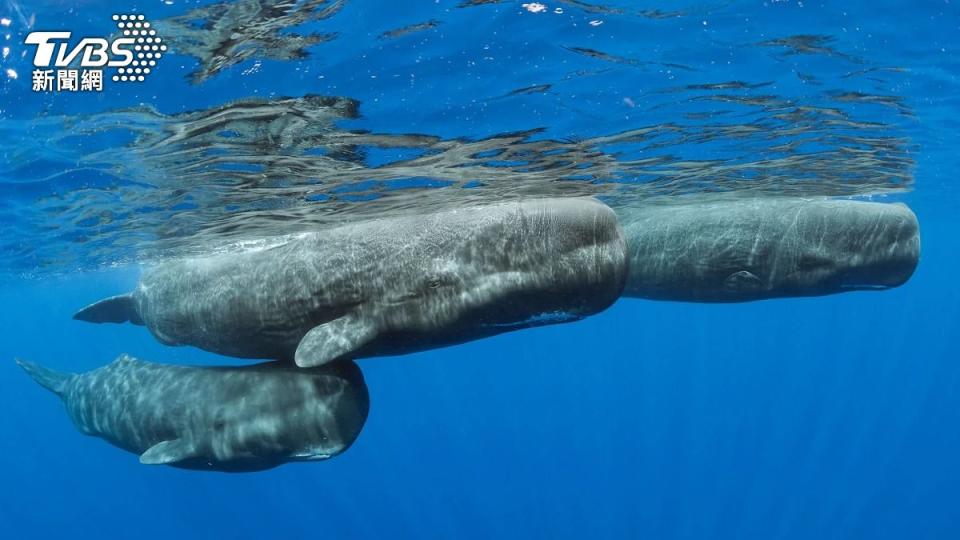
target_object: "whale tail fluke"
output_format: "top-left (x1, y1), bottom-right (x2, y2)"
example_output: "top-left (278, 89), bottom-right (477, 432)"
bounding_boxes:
top-left (15, 359), bottom-right (73, 397)
top-left (73, 293), bottom-right (142, 325)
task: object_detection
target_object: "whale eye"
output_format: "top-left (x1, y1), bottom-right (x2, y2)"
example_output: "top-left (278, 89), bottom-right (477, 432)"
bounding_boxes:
top-left (424, 273), bottom-right (450, 289)
top-left (421, 271), bottom-right (456, 293)
top-left (213, 420), bottom-right (226, 432)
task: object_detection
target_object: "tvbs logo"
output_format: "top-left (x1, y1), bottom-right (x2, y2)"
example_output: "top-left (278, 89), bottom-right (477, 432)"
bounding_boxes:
top-left (24, 14), bottom-right (165, 92)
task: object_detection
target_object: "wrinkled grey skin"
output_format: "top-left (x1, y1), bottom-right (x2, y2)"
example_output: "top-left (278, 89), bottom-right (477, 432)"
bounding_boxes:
top-left (618, 198), bottom-right (920, 302)
top-left (16, 355), bottom-right (368, 472)
top-left (75, 198), bottom-right (627, 367)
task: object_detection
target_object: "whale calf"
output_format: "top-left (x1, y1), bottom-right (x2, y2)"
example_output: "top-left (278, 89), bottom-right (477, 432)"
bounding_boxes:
top-left (75, 198), bottom-right (628, 367)
top-left (618, 198), bottom-right (919, 302)
top-left (16, 355), bottom-right (369, 472)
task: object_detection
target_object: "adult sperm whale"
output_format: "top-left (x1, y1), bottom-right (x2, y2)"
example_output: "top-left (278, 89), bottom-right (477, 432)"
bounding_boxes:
top-left (16, 355), bottom-right (369, 472)
top-left (618, 198), bottom-right (919, 302)
top-left (75, 198), bottom-right (628, 367)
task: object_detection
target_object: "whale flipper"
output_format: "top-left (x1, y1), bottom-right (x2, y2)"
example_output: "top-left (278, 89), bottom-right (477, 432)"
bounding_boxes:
top-left (140, 439), bottom-right (199, 465)
top-left (294, 314), bottom-right (377, 368)
top-left (15, 358), bottom-right (73, 396)
top-left (74, 293), bottom-right (143, 325)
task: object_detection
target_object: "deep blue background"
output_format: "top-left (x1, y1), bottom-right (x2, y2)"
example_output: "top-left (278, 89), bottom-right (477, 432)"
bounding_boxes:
top-left (1, 0), bottom-right (959, 538)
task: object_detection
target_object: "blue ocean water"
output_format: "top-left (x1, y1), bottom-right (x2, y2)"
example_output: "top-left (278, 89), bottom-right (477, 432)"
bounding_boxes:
top-left (1, 0), bottom-right (958, 538)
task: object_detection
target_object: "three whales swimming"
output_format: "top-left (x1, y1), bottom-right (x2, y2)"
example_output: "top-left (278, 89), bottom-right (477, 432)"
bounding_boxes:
top-left (20, 196), bottom-right (921, 471)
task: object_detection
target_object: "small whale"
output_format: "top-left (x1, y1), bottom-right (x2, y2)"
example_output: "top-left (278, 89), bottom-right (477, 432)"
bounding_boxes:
top-left (74, 198), bottom-right (628, 367)
top-left (16, 355), bottom-right (369, 472)
top-left (618, 198), bottom-right (920, 302)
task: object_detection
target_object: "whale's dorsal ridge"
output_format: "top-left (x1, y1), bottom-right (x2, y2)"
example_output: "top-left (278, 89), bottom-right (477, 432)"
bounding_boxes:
top-left (294, 313), bottom-right (378, 368)
top-left (140, 438), bottom-right (198, 465)
top-left (112, 353), bottom-right (138, 364)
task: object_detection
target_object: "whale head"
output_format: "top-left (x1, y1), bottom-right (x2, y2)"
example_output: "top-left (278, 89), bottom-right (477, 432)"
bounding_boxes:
top-left (360, 198), bottom-right (629, 354)
top-left (774, 201), bottom-right (920, 295)
top-left (218, 361), bottom-right (369, 467)
top-left (291, 197), bottom-right (628, 367)
top-left (142, 361), bottom-right (369, 471)
top-left (620, 198), bottom-right (920, 302)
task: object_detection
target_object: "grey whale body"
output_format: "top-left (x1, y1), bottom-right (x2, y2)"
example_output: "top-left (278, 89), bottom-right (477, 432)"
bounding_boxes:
top-left (75, 198), bottom-right (628, 367)
top-left (17, 355), bottom-right (369, 472)
top-left (619, 198), bottom-right (920, 302)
